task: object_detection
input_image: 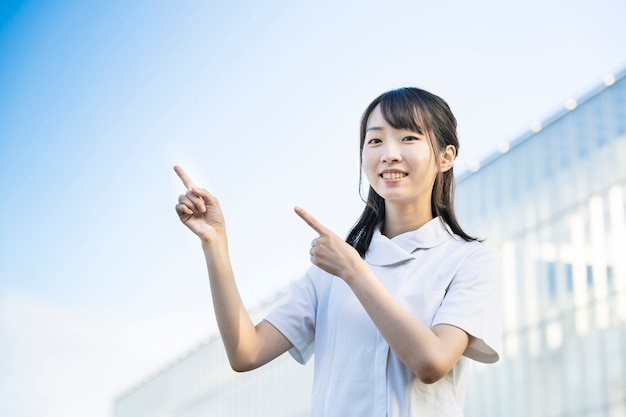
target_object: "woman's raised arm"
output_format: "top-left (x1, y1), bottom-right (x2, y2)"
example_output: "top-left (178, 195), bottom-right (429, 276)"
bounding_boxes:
top-left (174, 165), bottom-right (292, 371)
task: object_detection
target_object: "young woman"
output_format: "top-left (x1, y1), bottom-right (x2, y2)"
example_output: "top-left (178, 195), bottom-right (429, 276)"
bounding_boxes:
top-left (174, 87), bottom-right (502, 416)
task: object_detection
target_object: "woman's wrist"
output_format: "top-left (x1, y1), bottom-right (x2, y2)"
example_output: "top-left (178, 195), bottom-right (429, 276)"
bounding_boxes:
top-left (200, 231), bottom-right (228, 250)
top-left (342, 260), bottom-right (373, 286)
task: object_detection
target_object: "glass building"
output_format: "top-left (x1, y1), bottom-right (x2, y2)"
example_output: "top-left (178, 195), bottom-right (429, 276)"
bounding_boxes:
top-left (113, 291), bottom-right (315, 417)
top-left (460, 69), bottom-right (626, 417)
top-left (113, 68), bottom-right (626, 417)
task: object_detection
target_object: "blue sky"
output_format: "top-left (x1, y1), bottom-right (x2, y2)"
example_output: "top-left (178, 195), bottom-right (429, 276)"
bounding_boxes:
top-left (1, 0), bottom-right (625, 415)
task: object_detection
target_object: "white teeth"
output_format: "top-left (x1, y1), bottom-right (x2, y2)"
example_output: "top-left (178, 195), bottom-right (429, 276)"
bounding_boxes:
top-left (382, 172), bottom-right (407, 179)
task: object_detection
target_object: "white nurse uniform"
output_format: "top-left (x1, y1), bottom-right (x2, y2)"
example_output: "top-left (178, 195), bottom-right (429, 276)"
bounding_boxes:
top-left (265, 217), bottom-right (502, 417)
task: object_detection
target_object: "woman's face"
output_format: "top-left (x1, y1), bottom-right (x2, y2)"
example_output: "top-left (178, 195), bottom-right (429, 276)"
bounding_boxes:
top-left (362, 105), bottom-right (440, 207)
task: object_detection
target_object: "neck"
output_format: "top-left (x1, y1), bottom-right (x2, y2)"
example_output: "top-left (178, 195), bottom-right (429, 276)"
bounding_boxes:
top-left (382, 199), bottom-right (434, 238)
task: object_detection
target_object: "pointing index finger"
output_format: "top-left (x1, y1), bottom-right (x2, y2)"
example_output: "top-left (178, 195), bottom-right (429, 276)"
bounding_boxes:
top-left (174, 165), bottom-right (195, 190)
top-left (294, 207), bottom-right (329, 236)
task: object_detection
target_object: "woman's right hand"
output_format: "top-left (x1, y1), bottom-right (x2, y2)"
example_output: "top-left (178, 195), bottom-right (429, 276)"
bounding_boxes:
top-left (174, 165), bottom-right (225, 243)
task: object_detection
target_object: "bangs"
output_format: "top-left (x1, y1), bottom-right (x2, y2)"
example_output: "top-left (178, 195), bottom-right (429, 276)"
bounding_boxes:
top-left (378, 89), bottom-right (427, 135)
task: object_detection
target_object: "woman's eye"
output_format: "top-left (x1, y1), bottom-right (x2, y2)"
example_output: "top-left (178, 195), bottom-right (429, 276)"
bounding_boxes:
top-left (403, 136), bottom-right (418, 141)
top-left (367, 138), bottom-right (382, 144)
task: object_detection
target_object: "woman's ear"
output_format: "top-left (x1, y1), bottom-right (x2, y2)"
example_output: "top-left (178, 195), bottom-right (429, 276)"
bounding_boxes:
top-left (439, 145), bottom-right (456, 172)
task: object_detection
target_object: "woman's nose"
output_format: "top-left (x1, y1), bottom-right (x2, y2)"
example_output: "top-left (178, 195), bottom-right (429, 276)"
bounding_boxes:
top-left (381, 142), bottom-right (402, 163)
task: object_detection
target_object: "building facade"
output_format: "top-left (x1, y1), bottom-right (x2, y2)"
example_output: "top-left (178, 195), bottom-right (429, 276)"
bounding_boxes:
top-left (460, 70), bottom-right (626, 417)
top-left (113, 69), bottom-right (626, 417)
top-left (113, 292), bottom-right (314, 417)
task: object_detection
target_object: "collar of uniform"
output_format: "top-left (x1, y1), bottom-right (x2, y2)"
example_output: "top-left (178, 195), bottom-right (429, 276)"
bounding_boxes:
top-left (365, 217), bottom-right (452, 266)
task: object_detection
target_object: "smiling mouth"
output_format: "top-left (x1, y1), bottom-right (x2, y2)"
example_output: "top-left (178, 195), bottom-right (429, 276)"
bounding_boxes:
top-left (381, 172), bottom-right (408, 179)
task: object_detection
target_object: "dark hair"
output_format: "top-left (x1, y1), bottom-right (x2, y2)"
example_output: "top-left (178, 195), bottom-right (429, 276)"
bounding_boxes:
top-left (346, 87), bottom-right (477, 257)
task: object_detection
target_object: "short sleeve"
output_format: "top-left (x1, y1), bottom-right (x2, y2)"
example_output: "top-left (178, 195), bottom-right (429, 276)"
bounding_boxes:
top-left (264, 267), bottom-right (319, 364)
top-left (432, 245), bottom-right (503, 363)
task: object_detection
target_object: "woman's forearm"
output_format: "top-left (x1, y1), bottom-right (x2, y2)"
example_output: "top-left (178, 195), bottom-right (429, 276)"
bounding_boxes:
top-left (201, 236), bottom-right (291, 371)
top-left (345, 270), bottom-right (468, 384)
top-left (201, 236), bottom-right (257, 369)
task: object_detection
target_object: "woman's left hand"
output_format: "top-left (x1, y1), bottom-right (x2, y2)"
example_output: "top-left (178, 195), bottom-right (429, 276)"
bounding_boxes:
top-left (295, 207), bottom-right (368, 283)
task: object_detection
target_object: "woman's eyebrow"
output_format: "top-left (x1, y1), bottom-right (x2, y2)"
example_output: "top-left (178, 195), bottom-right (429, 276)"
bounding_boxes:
top-left (366, 126), bottom-right (384, 132)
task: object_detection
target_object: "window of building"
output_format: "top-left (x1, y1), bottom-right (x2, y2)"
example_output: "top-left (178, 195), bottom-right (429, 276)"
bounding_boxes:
top-left (587, 264), bottom-right (594, 288)
top-left (576, 112), bottom-right (590, 158)
top-left (565, 264), bottom-right (574, 294)
top-left (546, 262), bottom-right (557, 298)
top-left (613, 82), bottom-right (626, 137)
top-left (594, 97), bottom-right (609, 148)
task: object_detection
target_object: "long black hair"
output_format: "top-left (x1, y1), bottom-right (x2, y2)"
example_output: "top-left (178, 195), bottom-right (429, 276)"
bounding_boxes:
top-left (346, 87), bottom-right (477, 257)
